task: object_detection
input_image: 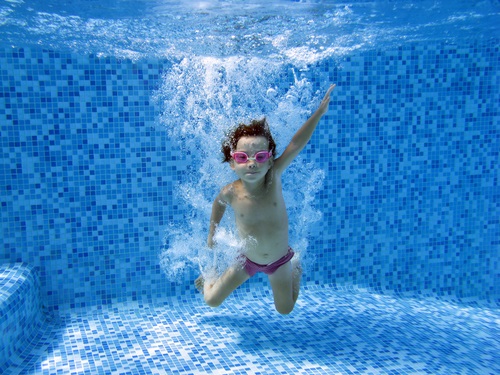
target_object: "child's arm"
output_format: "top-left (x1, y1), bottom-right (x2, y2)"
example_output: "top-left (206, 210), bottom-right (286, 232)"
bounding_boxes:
top-left (274, 84), bottom-right (335, 173)
top-left (207, 190), bottom-right (229, 248)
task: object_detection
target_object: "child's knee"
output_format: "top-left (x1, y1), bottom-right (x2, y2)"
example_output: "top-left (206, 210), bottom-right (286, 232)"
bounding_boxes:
top-left (275, 301), bottom-right (295, 315)
top-left (204, 295), bottom-right (223, 308)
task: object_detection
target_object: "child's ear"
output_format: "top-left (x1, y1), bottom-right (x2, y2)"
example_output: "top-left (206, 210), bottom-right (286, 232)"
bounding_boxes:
top-left (229, 160), bottom-right (235, 170)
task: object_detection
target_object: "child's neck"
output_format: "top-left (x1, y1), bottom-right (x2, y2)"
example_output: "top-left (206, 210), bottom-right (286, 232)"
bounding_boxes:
top-left (237, 168), bottom-right (273, 198)
top-left (240, 178), bottom-right (267, 197)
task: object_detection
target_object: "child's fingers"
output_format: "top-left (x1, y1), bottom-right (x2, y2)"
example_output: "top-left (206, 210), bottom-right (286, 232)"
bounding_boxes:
top-left (321, 84), bottom-right (336, 102)
top-left (326, 84), bottom-right (336, 96)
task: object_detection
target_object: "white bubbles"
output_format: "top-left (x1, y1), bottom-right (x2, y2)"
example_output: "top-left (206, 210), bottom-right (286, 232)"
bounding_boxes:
top-left (158, 224), bottom-right (206, 281)
top-left (2, 1), bottom-right (497, 60)
top-left (266, 87), bottom-right (277, 98)
top-left (205, 228), bottom-right (248, 280)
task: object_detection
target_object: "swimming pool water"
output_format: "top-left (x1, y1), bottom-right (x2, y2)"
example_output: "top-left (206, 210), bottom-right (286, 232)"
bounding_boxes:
top-left (0, 0), bottom-right (499, 373)
top-left (1, 42), bottom-right (497, 310)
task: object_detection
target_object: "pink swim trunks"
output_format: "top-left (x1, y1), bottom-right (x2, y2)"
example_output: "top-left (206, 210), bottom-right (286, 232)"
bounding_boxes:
top-left (243, 247), bottom-right (294, 277)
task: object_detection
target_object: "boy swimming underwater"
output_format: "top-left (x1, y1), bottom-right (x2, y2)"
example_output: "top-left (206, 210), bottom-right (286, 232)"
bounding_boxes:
top-left (196, 84), bottom-right (336, 314)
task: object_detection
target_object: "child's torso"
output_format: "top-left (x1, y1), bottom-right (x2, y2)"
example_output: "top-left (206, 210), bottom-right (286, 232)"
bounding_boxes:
top-left (230, 175), bottom-right (289, 264)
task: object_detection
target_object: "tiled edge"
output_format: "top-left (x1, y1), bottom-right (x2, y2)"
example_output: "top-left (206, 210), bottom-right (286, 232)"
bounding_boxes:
top-left (0, 263), bottom-right (46, 369)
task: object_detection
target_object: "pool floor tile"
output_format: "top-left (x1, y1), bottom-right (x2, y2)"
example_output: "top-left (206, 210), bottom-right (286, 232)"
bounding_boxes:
top-left (4, 286), bottom-right (499, 375)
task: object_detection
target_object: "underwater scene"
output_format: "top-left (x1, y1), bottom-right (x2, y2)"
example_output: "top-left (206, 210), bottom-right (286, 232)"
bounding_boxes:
top-left (0, 0), bottom-right (499, 374)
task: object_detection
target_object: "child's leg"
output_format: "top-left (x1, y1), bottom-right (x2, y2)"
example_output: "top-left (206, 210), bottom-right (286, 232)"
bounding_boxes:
top-left (268, 256), bottom-right (302, 315)
top-left (197, 265), bottom-right (250, 308)
top-left (291, 255), bottom-right (302, 303)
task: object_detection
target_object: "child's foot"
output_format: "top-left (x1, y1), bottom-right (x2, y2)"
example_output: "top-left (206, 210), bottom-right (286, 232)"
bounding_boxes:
top-left (195, 275), bottom-right (204, 294)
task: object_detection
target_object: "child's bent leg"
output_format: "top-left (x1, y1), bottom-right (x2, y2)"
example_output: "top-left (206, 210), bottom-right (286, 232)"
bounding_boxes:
top-left (291, 255), bottom-right (302, 304)
top-left (268, 257), bottom-right (302, 315)
top-left (200, 266), bottom-right (250, 308)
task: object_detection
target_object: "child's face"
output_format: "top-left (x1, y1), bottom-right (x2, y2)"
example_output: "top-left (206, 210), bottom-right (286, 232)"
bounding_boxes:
top-left (231, 136), bottom-right (273, 182)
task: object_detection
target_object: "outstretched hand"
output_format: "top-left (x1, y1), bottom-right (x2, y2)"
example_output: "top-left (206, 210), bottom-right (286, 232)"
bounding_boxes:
top-left (317, 84), bottom-right (336, 116)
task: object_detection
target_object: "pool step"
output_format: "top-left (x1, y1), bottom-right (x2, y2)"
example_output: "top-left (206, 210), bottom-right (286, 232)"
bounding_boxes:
top-left (0, 263), bottom-right (44, 369)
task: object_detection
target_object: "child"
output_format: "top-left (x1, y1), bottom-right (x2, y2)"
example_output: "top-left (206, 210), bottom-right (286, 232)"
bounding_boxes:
top-left (196, 84), bottom-right (336, 314)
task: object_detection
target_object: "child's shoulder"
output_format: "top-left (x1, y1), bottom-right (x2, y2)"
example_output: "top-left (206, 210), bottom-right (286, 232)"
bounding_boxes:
top-left (218, 181), bottom-right (238, 203)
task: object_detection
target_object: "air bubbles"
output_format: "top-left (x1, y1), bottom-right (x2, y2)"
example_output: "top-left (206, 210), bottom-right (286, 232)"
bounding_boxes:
top-left (266, 87), bottom-right (277, 97)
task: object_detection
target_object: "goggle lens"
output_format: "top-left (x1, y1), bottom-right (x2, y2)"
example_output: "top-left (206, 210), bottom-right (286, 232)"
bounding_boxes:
top-left (255, 151), bottom-right (271, 163)
top-left (231, 151), bottom-right (271, 164)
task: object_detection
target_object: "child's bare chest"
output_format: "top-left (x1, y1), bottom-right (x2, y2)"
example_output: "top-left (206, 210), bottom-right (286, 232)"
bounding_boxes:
top-left (232, 186), bottom-right (286, 227)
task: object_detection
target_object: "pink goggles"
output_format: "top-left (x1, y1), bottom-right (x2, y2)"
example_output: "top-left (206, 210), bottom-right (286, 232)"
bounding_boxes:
top-left (231, 150), bottom-right (272, 164)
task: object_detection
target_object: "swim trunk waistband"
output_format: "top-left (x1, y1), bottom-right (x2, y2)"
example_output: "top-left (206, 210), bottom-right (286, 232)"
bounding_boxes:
top-left (243, 247), bottom-right (294, 277)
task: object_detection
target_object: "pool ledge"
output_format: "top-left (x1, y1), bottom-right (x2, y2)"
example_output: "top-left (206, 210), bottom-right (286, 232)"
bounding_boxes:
top-left (0, 263), bottom-right (45, 370)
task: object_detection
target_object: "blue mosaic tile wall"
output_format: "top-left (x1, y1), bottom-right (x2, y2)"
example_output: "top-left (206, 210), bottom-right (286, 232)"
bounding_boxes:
top-left (0, 49), bottom-right (183, 310)
top-left (311, 43), bottom-right (499, 305)
top-left (1, 41), bottom-right (498, 311)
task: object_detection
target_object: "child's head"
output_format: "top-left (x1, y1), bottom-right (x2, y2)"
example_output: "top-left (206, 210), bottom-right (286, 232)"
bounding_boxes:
top-left (222, 118), bottom-right (277, 163)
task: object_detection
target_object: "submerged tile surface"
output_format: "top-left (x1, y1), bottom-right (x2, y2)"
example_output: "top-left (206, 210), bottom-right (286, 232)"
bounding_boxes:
top-left (6, 286), bottom-right (499, 375)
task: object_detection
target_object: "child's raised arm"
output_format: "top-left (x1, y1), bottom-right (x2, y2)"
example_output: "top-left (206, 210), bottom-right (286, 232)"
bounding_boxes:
top-left (274, 84), bottom-right (336, 173)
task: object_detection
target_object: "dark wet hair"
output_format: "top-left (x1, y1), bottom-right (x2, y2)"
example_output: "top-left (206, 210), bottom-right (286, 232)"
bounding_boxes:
top-left (221, 118), bottom-right (277, 163)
